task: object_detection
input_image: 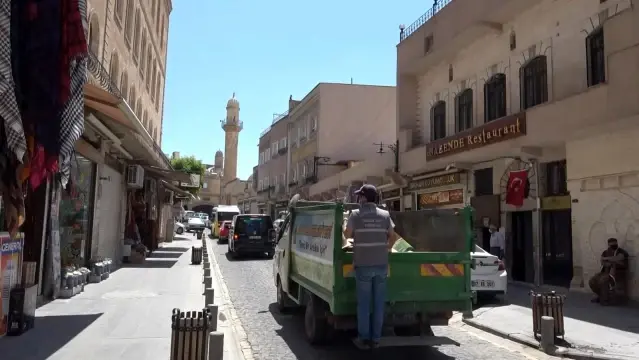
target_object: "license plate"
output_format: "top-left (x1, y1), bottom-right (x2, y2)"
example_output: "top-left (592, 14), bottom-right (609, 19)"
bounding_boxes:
top-left (249, 236), bottom-right (261, 240)
top-left (472, 280), bottom-right (495, 288)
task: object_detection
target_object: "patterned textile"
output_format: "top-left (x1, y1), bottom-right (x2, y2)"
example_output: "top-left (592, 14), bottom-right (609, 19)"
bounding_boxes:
top-left (0, 0), bottom-right (26, 162)
top-left (58, 0), bottom-right (87, 187)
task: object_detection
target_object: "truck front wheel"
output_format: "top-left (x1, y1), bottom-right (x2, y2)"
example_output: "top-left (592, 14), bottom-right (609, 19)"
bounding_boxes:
top-left (276, 278), bottom-right (293, 312)
top-left (304, 295), bottom-right (328, 345)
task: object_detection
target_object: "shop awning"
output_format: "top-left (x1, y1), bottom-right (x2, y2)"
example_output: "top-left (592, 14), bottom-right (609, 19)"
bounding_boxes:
top-left (84, 83), bottom-right (171, 169)
top-left (144, 166), bottom-right (192, 183)
top-left (161, 180), bottom-right (195, 199)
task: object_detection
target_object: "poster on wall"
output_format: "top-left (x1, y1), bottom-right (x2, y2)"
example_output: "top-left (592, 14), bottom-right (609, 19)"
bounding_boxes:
top-left (0, 232), bottom-right (24, 337)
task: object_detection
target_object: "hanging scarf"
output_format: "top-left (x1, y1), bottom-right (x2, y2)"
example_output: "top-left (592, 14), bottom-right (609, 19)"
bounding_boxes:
top-left (57, 0), bottom-right (87, 187)
top-left (0, 0), bottom-right (26, 162)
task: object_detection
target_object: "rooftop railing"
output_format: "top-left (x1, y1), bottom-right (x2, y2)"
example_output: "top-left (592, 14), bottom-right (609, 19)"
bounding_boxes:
top-left (399, 0), bottom-right (452, 42)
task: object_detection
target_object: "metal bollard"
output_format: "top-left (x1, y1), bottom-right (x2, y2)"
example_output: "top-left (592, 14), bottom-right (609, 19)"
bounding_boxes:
top-left (207, 304), bottom-right (218, 332)
top-left (204, 277), bottom-right (212, 289)
top-left (205, 288), bottom-right (214, 309)
top-left (540, 316), bottom-right (555, 354)
top-left (207, 331), bottom-right (224, 360)
top-left (203, 268), bottom-right (211, 278)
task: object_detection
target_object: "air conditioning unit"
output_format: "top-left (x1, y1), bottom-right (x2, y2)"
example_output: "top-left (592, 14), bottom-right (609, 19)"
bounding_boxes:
top-left (126, 165), bottom-right (145, 188)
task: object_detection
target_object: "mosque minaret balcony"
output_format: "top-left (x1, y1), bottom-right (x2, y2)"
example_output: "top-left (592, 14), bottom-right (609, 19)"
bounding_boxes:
top-left (220, 117), bottom-right (243, 131)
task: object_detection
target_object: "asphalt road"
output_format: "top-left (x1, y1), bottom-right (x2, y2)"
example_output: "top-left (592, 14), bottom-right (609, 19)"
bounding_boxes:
top-left (210, 239), bottom-right (553, 360)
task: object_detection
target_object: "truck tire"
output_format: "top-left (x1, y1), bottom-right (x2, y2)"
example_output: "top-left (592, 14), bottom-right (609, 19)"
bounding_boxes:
top-left (304, 295), bottom-right (329, 345)
top-left (276, 278), bottom-right (293, 312)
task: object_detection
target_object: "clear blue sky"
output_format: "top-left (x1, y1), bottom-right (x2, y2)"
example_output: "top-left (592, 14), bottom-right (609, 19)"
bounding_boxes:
top-left (161, 0), bottom-right (432, 179)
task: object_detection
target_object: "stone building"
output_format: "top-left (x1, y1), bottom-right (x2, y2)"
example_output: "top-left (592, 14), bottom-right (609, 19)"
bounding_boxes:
top-left (87, 0), bottom-right (171, 145)
top-left (396, 0), bottom-right (639, 299)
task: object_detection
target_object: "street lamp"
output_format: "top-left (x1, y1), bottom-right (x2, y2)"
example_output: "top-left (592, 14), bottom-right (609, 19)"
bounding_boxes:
top-left (373, 140), bottom-right (399, 173)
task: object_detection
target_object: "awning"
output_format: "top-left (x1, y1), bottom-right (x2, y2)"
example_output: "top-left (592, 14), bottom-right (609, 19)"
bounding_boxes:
top-left (144, 166), bottom-right (192, 182)
top-left (161, 180), bottom-right (195, 199)
top-left (84, 82), bottom-right (171, 169)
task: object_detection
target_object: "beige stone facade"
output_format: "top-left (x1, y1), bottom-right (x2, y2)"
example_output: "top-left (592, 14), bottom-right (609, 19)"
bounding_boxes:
top-left (87, 0), bottom-right (171, 146)
top-left (396, 0), bottom-right (639, 299)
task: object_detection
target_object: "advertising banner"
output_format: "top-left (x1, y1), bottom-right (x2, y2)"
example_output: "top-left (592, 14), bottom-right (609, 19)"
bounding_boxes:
top-left (0, 232), bottom-right (24, 337)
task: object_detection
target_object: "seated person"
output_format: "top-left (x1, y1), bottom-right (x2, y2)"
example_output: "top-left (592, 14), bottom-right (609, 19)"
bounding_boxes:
top-left (589, 238), bottom-right (629, 305)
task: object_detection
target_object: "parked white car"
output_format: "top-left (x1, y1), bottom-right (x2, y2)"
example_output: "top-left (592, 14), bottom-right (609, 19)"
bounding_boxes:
top-left (471, 245), bottom-right (507, 300)
top-left (174, 222), bottom-right (186, 235)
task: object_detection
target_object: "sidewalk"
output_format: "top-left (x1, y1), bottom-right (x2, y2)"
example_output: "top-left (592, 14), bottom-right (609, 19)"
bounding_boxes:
top-left (463, 284), bottom-right (639, 360)
top-left (0, 234), bottom-right (243, 360)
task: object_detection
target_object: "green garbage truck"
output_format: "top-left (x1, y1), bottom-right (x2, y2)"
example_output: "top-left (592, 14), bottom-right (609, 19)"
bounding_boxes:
top-left (272, 199), bottom-right (474, 346)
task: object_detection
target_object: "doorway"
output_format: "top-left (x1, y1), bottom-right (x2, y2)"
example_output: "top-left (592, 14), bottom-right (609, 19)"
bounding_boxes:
top-left (542, 210), bottom-right (573, 287)
top-left (511, 211), bottom-right (534, 283)
top-left (386, 199), bottom-right (400, 211)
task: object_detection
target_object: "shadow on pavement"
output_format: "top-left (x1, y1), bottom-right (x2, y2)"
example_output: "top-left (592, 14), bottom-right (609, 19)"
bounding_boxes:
top-left (482, 284), bottom-right (639, 334)
top-left (146, 251), bottom-right (185, 259)
top-left (121, 258), bottom-right (178, 268)
top-left (267, 303), bottom-right (456, 360)
top-left (156, 246), bottom-right (189, 253)
top-left (172, 235), bottom-right (192, 242)
top-left (0, 313), bottom-right (102, 360)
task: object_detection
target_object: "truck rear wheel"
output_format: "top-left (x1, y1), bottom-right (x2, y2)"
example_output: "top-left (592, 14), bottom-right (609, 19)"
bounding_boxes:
top-left (304, 295), bottom-right (328, 345)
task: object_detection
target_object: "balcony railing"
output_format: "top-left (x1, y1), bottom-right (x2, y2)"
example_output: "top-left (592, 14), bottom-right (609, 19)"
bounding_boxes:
top-left (87, 50), bottom-right (122, 98)
top-left (272, 110), bottom-right (289, 125)
top-left (400, 0), bottom-right (452, 42)
top-left (220, 118), bottom-right (244, 131)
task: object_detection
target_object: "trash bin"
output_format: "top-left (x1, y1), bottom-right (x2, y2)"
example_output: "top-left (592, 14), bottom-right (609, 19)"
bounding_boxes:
top-left (170, 308), bottom-right (212, 360)
top-left (531, 291), bottom-right (565, 339)
top-left (191, 247), bottom-right (203, 265)
top-left (196, 231), bottom-right (203, 240)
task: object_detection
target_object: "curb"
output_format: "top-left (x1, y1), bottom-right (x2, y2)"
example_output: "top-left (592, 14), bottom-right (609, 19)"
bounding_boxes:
top-left (206, 237), bottom-right (256, 360)
top-left (461, 318), bottom-right (634, 360)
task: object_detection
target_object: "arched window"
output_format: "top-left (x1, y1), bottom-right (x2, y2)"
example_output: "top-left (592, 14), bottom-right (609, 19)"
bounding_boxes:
top-left (146, 50), bottom-right (152, 89)
top-left (133, 10), bottom-right (141, 56)
top-left (124, 1), bottom-right (134, 42)
top-left (586, 27), bottom-right (605, 87)
top-left (160, 17), bottom-right (165, 48)
top-left (120, 72), bottom-right (128, 99)
top-left (151, 66), bottom-right (157, 100)
top-left (109, 52), bottom-right (119, 84)
top-left (455, 89), bottom-right (473, 132)
top-left (155, 74), bottom-right (162, 109)
top-left (155, 6), bottom-right (161, 33)
top-left (520, 56), bottom-right (548, 110)
top-left (88, 15), bottom-right (100, 55)
top-left (114, 0), bottom-right (124, 21)
top-left (140, 32), bottom-right (147, 75)
top-left (430, 101), bottom-right (446, 141)
top-left (484, 73), bottom-right (506, 122)
top-left (129, 87), bottom-right (136, 110)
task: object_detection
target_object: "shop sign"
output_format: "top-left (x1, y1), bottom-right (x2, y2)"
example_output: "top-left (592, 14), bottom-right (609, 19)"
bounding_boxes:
top-left (426, 113), bottom-right (526, 160)
top-left (382, 189), bottom-right (400, 199)
top-left (408, 173), bottom-right (460, 192)
top-left (541, 195), bottom-right (571, 210)
top-left (418, 188), bottom-right (464, 207)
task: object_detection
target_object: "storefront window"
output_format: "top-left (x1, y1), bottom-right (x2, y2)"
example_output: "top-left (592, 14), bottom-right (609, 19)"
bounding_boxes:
top-left (59, 156), bottom-right (96, 267)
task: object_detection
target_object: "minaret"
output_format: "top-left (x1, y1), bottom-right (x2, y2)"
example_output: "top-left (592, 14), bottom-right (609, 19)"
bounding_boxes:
top-left (221, 93), bottom-right (242, 185)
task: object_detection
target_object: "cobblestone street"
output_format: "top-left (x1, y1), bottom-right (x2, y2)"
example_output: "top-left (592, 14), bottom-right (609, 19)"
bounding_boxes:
top-left (210, 240), bottom-right (556, 360)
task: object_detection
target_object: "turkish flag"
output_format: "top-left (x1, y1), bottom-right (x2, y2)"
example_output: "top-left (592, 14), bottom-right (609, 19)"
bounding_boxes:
top-left (505, 170), bottom-right (528, 207)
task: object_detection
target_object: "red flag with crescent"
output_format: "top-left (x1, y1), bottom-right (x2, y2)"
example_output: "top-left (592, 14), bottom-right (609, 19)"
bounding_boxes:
top-left (505, 170), bottom-right (528, 207)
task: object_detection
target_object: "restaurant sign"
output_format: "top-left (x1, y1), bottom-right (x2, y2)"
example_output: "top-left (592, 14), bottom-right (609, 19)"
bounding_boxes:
top-left (418, 188), bottom-right (464, 207)
top-left (426, 113), bottom-right (526, 160)
top-left (407, 173), bottom-right (460, 192)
